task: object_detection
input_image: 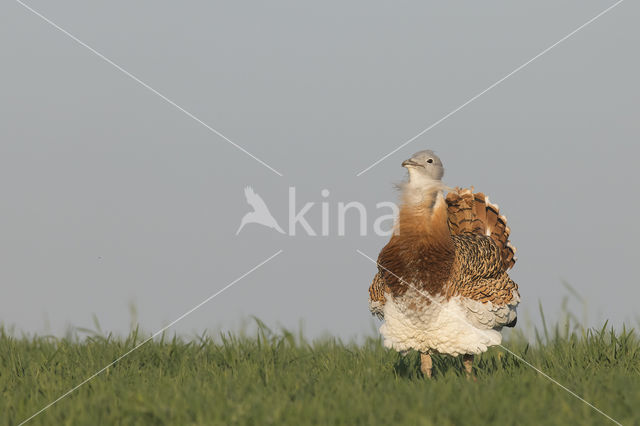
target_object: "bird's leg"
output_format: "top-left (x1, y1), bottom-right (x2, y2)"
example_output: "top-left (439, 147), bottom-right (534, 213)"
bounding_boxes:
top-left (420, 352), bottom-right (433, 378)
top-left (463, 354), bottom-right (475, 379)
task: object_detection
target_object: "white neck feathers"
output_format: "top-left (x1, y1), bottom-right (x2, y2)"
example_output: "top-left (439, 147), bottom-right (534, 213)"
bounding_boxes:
top-left (401, 176), bottom-right (447, 208)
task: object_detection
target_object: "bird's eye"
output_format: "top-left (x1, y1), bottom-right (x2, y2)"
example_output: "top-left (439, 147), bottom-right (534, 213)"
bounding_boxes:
top-left (427, 159), bottom-right (433, 164)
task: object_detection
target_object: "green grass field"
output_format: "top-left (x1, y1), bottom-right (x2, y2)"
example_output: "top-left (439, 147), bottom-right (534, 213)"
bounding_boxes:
top-left (2, 321), bottom-right (639, 426)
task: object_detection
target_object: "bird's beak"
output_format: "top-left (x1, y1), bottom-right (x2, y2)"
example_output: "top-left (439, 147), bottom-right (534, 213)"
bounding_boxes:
top-left (402, 159), bottom-right (420, 168)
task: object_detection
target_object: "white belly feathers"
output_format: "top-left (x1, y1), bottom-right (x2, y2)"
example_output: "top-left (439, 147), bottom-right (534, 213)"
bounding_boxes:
top-left (379, 288), bottom-right (518, 356)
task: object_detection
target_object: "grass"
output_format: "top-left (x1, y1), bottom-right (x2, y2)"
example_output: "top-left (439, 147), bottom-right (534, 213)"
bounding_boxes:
top-left (1, 320), bottom-right (639, 426)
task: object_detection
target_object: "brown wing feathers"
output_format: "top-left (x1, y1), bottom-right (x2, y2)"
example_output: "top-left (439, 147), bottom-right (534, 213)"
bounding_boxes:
top-left (369, 272), bottom-right (386, 305)
top-left (472, 192), bottom-right (487, 227)
top-left (446, 189), bottom-right (484, 235)
top-left (446, 188), bottom-right (517, 271)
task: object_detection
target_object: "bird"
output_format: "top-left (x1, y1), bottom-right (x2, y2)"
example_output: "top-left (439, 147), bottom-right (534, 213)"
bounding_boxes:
top-left (368, 150), bottom-right (519, 378)
top-left (236, 186), bottom-right (285, 235)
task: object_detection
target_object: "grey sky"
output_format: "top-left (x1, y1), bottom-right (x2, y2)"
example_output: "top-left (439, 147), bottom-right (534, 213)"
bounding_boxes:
top-left (1, 0), bottom-right (638, 339)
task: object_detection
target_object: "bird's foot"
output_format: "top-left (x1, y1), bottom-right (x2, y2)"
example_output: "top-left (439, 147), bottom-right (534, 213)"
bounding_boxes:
top-left (463, 354), bottom-right (476, 381)
top-left (420, 352), bottom-right (433, 379)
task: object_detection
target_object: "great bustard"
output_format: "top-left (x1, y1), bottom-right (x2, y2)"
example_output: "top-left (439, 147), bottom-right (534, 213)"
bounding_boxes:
top-left (368, 150), bottom-right (519, 378)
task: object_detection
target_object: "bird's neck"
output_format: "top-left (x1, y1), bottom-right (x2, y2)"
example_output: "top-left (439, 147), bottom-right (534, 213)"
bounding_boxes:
top-left (401, 176), bottom-right (443, 207)
top-left (379, 177), bottom-right (455, 296)
top-left (397, 179), bottom-right (451, 246)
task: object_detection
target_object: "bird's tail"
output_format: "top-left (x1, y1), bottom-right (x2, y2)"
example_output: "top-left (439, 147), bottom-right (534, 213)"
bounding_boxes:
top-left (445, 187), bottom-right (517, 271)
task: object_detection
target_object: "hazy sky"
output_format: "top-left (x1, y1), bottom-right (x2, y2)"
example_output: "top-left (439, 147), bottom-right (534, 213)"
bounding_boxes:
top-left (1, 0), bottom-right (638, 339)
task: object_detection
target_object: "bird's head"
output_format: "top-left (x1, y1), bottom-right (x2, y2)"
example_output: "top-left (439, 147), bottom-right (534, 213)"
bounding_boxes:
top-left (402, 150), bottom-right (444, 183)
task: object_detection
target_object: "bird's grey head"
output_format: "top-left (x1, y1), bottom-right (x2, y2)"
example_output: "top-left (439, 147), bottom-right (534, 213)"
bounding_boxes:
top-left (402, 150), bottom-right (444, 182)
